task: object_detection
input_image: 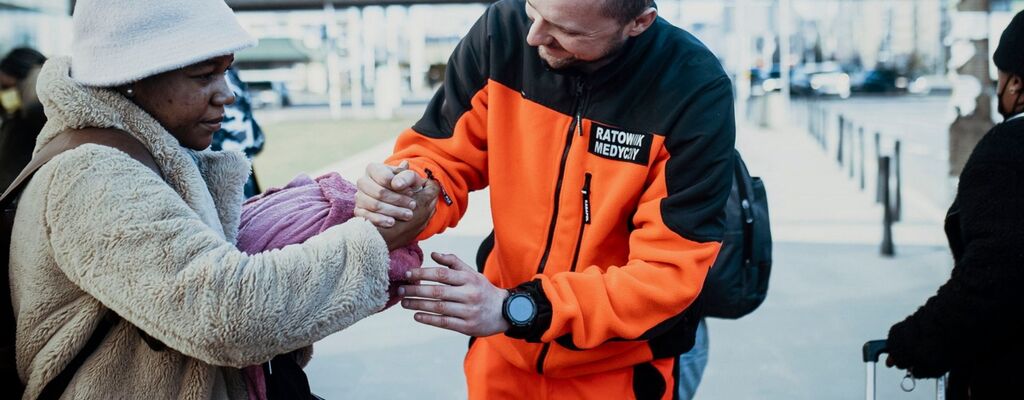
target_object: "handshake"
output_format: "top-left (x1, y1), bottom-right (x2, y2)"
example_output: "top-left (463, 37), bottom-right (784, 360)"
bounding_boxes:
top-left (355, 161), bottom-right (441, 251)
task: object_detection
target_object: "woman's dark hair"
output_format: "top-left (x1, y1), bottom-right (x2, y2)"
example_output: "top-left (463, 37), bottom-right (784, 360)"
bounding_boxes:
top-left (0, 47), bottom-right (47, 80)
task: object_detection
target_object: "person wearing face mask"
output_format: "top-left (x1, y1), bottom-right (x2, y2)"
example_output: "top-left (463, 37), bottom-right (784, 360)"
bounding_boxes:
top-left (0, 47), bottom-right (47, 191)
top-left (2, 0), bottom-right (433, 398)
top-left (884, 10), bottom-right (1024, 399)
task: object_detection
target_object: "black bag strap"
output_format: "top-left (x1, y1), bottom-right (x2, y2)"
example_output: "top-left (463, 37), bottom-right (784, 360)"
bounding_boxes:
top-left (0, 127), bottom-right (162, 204)
top-left (732, 151), bottom-right (756, 265)
top-left (1, 128), bottom-right (161, 399)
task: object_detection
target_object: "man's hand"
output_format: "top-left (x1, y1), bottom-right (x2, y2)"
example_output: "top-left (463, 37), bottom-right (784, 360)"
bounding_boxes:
top-left (399, 252), bottom-right (511, 337)
top-left (356, 161), bottom-right (439, 251)
top-left (355, 161), bottom-right (428, 228)
top-left (375, 180), bottom-right (439, 251)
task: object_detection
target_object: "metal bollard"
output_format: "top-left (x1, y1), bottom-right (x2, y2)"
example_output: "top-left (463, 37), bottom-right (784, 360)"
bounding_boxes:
top-left (859, 127), bottom-right (866, 190)
top-left (880, 156), bottom-right (895, 257)
top-left (838, 115), bottom-right (845, 165)
top-left (893, 140), bottom-right (902, 222)
top-left (848, 121), bottom-right (856, 179)
top-left (875, 132), bottom-right (883, 204)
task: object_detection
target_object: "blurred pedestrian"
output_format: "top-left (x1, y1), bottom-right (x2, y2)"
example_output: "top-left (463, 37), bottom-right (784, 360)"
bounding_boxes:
top-left (212, 66), bottom-right (265, 198)
top-left (885, 10), bottom-right (1024, 399)
top-left (0, 47), bottom-right (47, 190)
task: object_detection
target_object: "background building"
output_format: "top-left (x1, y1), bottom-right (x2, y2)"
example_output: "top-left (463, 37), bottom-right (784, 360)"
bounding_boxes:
top-left (0, 0), bottom-right (72, 57)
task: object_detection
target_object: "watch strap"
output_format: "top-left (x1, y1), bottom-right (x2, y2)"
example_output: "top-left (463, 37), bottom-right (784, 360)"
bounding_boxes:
top-left (504, 280), bottom-right (552, 342)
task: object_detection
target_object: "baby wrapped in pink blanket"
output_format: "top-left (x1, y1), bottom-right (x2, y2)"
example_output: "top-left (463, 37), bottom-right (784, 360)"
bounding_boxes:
top-left (235, 172), bottom-right (422, 400)
top-left (236, 172), bottom-right (422, 302)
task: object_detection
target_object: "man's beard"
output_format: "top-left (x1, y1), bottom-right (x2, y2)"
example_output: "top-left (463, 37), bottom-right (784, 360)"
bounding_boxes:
top-left (539, 38), bottom-right (628, 72)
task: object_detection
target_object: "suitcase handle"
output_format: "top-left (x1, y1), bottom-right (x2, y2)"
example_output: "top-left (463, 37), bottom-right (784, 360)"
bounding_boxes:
top-left (863, 339), bottom-right (946, 400)
top-left (862, 339), bottom-right (888, 363)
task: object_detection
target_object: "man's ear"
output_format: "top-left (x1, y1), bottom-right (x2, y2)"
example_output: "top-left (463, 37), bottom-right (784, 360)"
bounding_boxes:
top-left (1011, 74), bottom-right (1023, 94)
top-left (626, 8), bottom-right (657, 37)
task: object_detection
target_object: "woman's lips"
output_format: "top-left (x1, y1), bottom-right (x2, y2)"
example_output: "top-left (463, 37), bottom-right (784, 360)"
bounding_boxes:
top-left (200, 116), bottom-right (224, 131)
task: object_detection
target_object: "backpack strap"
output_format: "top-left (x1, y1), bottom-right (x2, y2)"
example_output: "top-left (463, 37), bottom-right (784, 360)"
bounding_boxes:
top-left (1, 127), bottom-right (160, 400)
top-left (1, 127), bottom-right (161, 204)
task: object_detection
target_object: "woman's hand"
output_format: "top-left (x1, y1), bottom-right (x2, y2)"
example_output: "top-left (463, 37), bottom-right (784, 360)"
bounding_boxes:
top-left (374, 178), bottom-right (439, 251)
top-left (356, 161), bottom-right (426, 228)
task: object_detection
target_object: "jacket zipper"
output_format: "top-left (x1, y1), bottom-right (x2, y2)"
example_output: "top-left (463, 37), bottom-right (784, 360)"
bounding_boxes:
top-left (424, 168), bottom-right (454, 206)
top-left (569, 173), bottom-right (592, 272)
top-left (535, 78), bottom-right (586, 375)
top-left (536, 78), bottom-right (586, 275)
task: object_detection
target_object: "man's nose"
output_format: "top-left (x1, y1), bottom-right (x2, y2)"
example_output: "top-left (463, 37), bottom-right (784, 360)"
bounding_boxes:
top-left (526, 19), bottom-right (551, 47)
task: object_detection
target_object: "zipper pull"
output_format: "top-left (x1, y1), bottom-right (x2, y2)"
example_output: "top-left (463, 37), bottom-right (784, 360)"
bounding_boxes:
top-left (741, 199), bottom-right (754, 224)
top-left (424, 168), bottom-right (454, 206)
top-left (575, 79), bottom-right (585, 136)
top-left (582, 173), bottom-right (592, 224)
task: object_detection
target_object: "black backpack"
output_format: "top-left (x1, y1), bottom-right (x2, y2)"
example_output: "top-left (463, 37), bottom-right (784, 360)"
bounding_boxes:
top-left (698, 150), bottom-right (772, 319)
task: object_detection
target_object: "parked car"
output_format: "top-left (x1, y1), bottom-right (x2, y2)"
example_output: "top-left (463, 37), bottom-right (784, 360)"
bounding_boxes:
top-left (246, 80), bottom-right (291, 108)
top-left (797, 62), bottom-right (851, 98)
top-left (851, 69), bottom-right (909, 94)
top-left (752, 62), bottom-right (851, 98)
top-left (908, 74), bottom-right (953, 95)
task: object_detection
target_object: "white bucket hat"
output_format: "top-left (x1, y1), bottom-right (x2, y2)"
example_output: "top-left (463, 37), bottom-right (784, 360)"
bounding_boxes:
top-left (71, 0), bottom-right (257, 87)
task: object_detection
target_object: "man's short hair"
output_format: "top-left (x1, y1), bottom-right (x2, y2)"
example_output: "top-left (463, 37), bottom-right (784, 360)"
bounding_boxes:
top-left (601, 0), bottom-right (654, 24)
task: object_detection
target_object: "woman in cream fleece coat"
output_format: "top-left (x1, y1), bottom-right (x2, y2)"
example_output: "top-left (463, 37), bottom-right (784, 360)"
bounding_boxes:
top-left (7, 0), bottom-right (434, 398)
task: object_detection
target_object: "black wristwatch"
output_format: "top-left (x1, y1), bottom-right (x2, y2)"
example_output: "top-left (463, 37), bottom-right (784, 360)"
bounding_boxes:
top-left (502, 289), bottom-right (537, 328)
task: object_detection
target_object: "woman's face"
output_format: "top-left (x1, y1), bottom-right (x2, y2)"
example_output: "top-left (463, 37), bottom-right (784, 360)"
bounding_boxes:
top-left (129, 55), bottom-right (236, 150)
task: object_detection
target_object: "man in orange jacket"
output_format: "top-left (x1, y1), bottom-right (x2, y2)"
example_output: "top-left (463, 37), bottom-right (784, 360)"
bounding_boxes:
top-left (355, 0), bottom-right (735, 398)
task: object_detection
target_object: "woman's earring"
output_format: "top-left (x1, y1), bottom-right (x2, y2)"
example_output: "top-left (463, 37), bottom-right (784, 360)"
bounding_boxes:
top-left (125, 87), bottom-right (135, 97)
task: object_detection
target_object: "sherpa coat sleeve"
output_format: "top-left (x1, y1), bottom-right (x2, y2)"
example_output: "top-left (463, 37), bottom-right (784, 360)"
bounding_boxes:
top-left (886, 123), bottom-right (1024, 378)
top-left (40, 145), bottom-right (391, 368)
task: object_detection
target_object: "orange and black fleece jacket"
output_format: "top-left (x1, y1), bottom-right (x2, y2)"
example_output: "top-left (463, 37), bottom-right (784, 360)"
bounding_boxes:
top-left (386, 0), bottom-right (735, 378)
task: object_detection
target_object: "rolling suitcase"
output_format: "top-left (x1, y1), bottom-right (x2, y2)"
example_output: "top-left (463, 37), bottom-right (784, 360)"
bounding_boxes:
top-left (863, 340), bottom-right (948, 400)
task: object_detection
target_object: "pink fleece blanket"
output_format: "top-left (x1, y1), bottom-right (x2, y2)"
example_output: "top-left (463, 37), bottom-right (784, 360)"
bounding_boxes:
top-left (235, 172), bottom-right (423, 400)
top-left (237, 172), bottom-right (423, 296)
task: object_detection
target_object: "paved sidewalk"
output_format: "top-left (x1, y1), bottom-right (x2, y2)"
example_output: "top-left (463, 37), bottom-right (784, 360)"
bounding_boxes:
top-left (301, 119), bottom-right (954, 399)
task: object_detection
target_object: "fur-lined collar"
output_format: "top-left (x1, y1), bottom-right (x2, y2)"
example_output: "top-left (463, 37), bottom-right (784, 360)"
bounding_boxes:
top-left (35, 57), bottom-right (250, 242)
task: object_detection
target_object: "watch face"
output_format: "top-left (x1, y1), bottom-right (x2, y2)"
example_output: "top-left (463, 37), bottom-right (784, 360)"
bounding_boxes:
top-left (507, 294), bottom-right (535, 324)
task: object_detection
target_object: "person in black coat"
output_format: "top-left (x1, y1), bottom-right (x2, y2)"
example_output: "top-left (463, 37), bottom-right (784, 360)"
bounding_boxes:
top-left (885, 10), bottom-right (1024, 399)
top-left (0, 47), bottom-right (48, 190)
